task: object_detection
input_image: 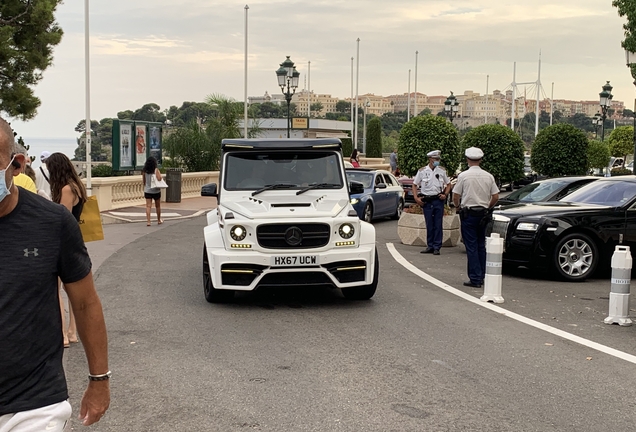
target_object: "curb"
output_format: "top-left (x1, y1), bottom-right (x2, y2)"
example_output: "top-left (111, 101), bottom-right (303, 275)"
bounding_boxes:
top-left (101, 210), bottom-right (207, 225)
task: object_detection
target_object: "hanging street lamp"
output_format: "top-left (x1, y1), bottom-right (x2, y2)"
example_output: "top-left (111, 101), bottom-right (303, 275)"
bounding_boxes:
top-left (598, 81), bottom-right (613, 143)
top-left (444, 92), bottom-right (459, 123)
top-left (276, 56), bottom-right (300, 138)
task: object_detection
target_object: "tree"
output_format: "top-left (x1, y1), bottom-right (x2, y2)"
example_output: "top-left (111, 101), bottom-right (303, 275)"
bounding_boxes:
top-left (587, 139), bottom-right (611, 171)
top-left (341, 137), bottom-right (353, 158)
top-left (531, 124), bottom-right (589, 176)
top-left (336, 100), bottom-right (350, 113)
top-left (365, 117), bottom-right (383, 158)
top-left (310, 102), bottom-right (323, 117)
top-left (132, 103), bottom-right (165, 123)
top-left (380, 111), bottom-right (407, 134)
top-left (382, 130), bottom-right (399, 153)
top-left (613, 1), bottom-right (636, 80)
top-left (461, 124), bottom-right (525, 184)
top-left (623, 109), bottom-right (635, 118)
top-left (607, 125), bottom-right (634, 165)
top-left (397, 115), bottom-right (461, 177)
top-left (162, 121), bottom-right (220, 172)
top-left (0, 0), bottom-right (64, 120)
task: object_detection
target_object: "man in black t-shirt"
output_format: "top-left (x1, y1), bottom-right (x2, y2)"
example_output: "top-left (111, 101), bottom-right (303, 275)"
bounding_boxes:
top-left (0, 117), bottom-right (110, 430)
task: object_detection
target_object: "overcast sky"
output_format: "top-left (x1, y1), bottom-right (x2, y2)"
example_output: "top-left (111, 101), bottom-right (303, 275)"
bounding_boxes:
top-left (9, 0), bottom-right (636, 138)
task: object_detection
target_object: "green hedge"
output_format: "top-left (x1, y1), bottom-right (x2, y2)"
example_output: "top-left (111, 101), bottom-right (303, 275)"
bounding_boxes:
top-left (531, 123), bottom-right (588, 176)
top-left (461, 124), bottom-right (524, 183)
top-left (341, 137), bottom-right (353, 158)
top-left (365, 117), bottom-right (383, 158)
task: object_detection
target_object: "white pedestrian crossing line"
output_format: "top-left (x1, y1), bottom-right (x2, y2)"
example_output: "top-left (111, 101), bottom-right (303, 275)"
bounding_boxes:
top-left (108, 212), bottom-right (182, 217)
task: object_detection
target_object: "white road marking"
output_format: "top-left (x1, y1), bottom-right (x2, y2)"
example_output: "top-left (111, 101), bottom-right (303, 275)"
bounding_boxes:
top-left (109, 212), bottom-right (182, 217)
top-left (386, 242), bottom-right (636, 365)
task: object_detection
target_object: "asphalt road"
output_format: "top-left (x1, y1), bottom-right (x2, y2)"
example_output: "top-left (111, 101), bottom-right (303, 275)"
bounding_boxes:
top-left (65, 216), bottom-right (636, 431)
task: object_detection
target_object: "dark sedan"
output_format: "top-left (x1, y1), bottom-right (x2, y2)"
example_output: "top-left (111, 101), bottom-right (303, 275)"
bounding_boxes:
top-left (496, 176), bottom-right (598, 207)
top-left (346, 169), bottom-right (404, 222)
top-left (489, 176), bottom-right (636, 281)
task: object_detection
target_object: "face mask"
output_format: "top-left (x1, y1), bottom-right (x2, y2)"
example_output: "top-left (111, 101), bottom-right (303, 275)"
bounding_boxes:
top-left (0, 156), bottom-right (15, 204)
top-left (433, 161), bottom-right (440, 167)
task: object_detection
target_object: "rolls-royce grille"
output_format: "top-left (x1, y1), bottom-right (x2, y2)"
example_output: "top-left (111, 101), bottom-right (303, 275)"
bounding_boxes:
top-left (257, 223), bottom-right (331, 249)
top-left (489, 220), bottom-right (509, 242)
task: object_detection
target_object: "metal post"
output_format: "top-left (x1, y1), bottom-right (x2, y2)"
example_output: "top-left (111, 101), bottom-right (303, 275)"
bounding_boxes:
top-left (363, 105), bottom-right (367, 155)
top-left (286, 93), bottom-right (291, 138)
top-left (414, 51), bottom-right (418, 117)
top-left (511, 62), bottom-right (516, 131)
top-left (407, 69), bottom-right (411, 121)
top-left (604, 246), bottom-right (632, 326)
top-left (243, 5), bottom-right (249, 139)
top-left (354, 38), bottom-right (360, 150)
top-left (485, 74), bottom-right (489, 124)
top-left (481, 234), bottom-right (504, 303)
top-left (350, 57), bottom-right (354, 136)
top-left (633, 95), bottom-right (636, 175)
top-left (84, 0), bottom-right (92, 194)
top-left (535, 51), bottom-right (541, 137)
top-left (550, 82), bottom-right (554, 126)
top-left (308, 60), bottom-right (311, 118)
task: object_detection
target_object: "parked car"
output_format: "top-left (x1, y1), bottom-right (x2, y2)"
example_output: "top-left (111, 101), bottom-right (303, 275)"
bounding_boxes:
top-left (489, 176), bottom-right (636, 281)
top-left (346, 169), bottom-right (404, 222)
top-left (496, 176), bottom-right (598, 207)
top-left (397, 176), bottom-right (417, 204)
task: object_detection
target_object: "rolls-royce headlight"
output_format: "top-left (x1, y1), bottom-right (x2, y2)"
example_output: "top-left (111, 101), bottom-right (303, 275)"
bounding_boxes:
top-left (230, 225), bottom-right (247, 241)
top-left (339, 223), bottom-right (355, 239)
top-left (516, 222), bottom-right (539, 232)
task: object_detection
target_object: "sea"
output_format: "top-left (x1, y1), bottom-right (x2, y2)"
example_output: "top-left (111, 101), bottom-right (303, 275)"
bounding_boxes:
top-left (21, 137), bottom-right (78, 167)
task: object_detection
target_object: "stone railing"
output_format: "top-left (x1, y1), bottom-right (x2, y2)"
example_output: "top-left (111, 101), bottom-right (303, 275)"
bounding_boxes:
top-left (89, 171), bottom-right (219, 211)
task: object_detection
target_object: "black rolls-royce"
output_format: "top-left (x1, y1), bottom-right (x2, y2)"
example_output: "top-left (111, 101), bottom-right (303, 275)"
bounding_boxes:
top-left (489, 176), bottom-right (636, 281)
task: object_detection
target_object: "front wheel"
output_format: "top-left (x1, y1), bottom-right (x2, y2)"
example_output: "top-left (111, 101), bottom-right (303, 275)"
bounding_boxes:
top-left (392, 199), bottom-right (404, 220)
top-left (552, 233), bottom-right (598, 281)
top-left (342, 250), bottom-right (379, 300)
top-left (203, 245), bottom-right (235, 303)
top-left (363, 202), bottom-right (374, 223)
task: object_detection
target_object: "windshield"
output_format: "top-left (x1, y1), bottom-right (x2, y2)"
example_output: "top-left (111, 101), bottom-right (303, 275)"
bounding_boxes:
top-left (346, 172), bottom-right (374, 189)
top-left (505, 179), bottom-right (571, 202)
top-left (561, 180), bottom-right (636, 206)
top-left (223, 151), bottom-right (344, 191)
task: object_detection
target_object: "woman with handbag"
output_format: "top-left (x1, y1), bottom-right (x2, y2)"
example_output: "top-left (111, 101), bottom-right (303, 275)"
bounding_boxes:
top-left (47, 152), bottom-right (88, 347)
top-left (142, 156), bottom-right (164, 226)
top-left (350, 149), bottom-right (361, 168)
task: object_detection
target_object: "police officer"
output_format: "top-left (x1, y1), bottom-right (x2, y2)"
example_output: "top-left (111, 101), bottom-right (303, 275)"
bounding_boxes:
top-left (412, 150), bottom-right (451, 255)
top-left (452, 147), bottom-right (499, 288)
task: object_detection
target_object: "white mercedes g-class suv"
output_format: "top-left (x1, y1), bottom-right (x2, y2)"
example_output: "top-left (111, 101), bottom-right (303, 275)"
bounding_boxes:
top-left (201, 138), bottom-right (378, 302)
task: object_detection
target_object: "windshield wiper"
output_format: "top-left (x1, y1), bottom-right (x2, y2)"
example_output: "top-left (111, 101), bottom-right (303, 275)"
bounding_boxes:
top-left (296, 183), bottom-right (341, 195)
top-left (251, 183), bottom-right (297, 196)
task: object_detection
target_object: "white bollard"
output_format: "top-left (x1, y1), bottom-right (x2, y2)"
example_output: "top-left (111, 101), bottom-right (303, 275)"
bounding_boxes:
top-left (481, 233), bottom-right (504, 304)
top-left (604, 245), bottom-right (633, 326)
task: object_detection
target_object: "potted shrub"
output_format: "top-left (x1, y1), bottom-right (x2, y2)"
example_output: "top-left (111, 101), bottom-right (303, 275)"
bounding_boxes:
top-left (397, 203), bottom-right (460, 247)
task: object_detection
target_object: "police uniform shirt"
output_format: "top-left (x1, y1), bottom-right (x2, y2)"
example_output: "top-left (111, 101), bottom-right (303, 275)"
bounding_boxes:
top-left (453, 166), bottom-right (499, 208)
top-left (413, 165), bottom-right (449, 196)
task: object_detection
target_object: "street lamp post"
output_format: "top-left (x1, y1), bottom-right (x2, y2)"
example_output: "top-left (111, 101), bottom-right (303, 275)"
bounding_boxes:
top-left (592, 112), bottom-right (603, 139)
top-left (625, 49), bottom-right (636, 175)
top-left (598, 81), bottom-right (613, 142)
top-left (362, 99), bottom-right (370, 155)
top-left (276, 56), bottom-right (300, 138)
top-left (444, 92), bottom-right (459, 123)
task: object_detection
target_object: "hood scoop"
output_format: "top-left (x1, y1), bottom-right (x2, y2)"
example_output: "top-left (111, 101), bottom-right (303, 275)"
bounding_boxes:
top-left (271, 203), bottom-right (311, 208)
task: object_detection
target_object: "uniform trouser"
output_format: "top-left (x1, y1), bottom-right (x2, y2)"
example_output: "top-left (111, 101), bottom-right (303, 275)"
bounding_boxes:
top-left (422, 198), bottom-right (444, 251)
top-left (460, 214), bottom-right (487, 284)
top-left (0, 401), bottom-right (71, 432)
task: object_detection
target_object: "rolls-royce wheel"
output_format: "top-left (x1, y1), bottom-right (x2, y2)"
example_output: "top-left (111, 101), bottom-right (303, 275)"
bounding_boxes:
top-left (553, 233), bottom-right (598, 281)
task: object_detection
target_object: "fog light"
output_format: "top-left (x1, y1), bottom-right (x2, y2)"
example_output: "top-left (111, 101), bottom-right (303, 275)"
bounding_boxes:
top-left (230, 225), bottom-right (247, 241)
top-left (336, 241), bottom-right (356, 246)
top-left (230, 244), bottom-right (252, 249)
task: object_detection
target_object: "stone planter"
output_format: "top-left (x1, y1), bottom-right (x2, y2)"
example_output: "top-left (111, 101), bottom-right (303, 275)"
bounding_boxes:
top-left (397, 211), bottom-right (461, 247)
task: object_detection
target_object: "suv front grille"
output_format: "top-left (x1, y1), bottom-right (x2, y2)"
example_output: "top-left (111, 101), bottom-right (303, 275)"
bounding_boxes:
top-left (257, 223), bottom-right (331, 249)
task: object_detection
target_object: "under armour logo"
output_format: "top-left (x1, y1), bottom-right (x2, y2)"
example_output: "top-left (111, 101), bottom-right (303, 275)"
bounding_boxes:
top-left (24, 248), bottom-right (39, 257)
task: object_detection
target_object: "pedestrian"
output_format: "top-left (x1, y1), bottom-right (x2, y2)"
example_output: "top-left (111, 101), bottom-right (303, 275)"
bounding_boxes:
top-left (412, 150), bottom-right (451, 255)
top-left (350, 149), bottom-right (360, 168)
top-left (389, 148), bottom-right (398, 174)
top-left (142, 156), bottom-right (163, 226)
top-left (0, 117), bottom-right (110, 429)
top-left (12, 147), bottom-right (37, 194)
top-left (452, 147), bottom-right (499, 288)
top-left (47, 152), bottom-right (89, 347)
top-left (35, 150), bottom-right (52, 200)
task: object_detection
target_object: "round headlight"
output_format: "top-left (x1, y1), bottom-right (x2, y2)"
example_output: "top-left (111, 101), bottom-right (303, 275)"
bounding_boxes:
top-left (350, 198), bottom-right (360, 205)
top-left (339, 223), bottom-right (355, 239)
top-left (230, 225), bottom-right (247, 241)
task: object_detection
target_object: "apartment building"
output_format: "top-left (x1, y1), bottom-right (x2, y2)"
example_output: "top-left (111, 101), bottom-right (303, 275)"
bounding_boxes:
top-left (343, 93), bottom-right (393, 116)
top-left (291, 90), bottom-right (340, 117)
top-left (248, 91), bottom-right (286, 106)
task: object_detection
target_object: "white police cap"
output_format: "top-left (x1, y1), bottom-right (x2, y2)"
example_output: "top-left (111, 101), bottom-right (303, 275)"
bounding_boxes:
top-left (465, 147), bottom-right (484, 160)
top-left (427, 150), bottom-right (441, 158)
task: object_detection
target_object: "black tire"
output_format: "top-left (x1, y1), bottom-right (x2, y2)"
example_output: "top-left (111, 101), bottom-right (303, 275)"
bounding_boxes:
top-left (203, 244), bottom-right (234, 303)
top-left (342, 250), bottom-right (379, 300)
top-left (552, 233), bottom-right (598, 281)
top-left (363, 202), bottom-right (374, 223)
top-left (392, 198), bottom-right (404, 220)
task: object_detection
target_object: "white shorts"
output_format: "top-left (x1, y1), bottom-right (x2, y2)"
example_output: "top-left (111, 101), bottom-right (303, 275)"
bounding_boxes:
top-left (0, 401), bottom-right (72, 432)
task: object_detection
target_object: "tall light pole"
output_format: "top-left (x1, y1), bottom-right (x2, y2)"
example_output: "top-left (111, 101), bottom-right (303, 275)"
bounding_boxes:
top-left (84, 0), bottom-right (91, 193)
top-left (350, 57), bottom-right (354, 138)
top-left (275, 56), bottom-right (300, 138)
top-left (625, 49), bottom-right (636, 175)
top-left (407, 69), bottom-right (411, 121)
top-left (362, 98), bottom-right (370, 155)
top-left (355, 38), bottom-right (360, 150)
top-left (599, 81), bottom-right (613, 142)
top-left (444, 92), bottom-right (459, 124)
top-left (414, 51), bottom-right (418, 117)
top-left (243, 5), bottom-right (249, 138)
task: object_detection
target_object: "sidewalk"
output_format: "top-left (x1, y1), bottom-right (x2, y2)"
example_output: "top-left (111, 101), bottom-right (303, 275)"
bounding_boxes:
top-left (101, 196), bottom-right (217, 224)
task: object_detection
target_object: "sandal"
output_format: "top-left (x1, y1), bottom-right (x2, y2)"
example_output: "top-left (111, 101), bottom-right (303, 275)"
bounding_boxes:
top-left (158, 220), bottom-right (164, 225)
top-left (147, 222), bottom-right (151, 226)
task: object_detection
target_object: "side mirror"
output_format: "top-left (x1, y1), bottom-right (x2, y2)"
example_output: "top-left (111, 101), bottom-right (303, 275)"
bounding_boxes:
top-left (349, 181), bottom-right (364, 195)
top-left (376, 183), bottom-right (387, 189)
top-left (201, 183), bottom-right (218, 197)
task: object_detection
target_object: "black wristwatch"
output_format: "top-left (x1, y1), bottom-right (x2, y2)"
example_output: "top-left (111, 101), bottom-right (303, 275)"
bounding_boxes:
top-left (88, 371), bottom-right (112, 381)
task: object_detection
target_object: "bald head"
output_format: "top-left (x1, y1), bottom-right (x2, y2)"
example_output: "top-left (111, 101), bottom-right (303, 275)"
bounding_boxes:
top-left (0, 117), bottom-right (14, 158)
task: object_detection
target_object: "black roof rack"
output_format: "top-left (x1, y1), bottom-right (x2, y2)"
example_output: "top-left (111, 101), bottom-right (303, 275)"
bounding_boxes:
top-left (221, 138), bottom-right (342, 150)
